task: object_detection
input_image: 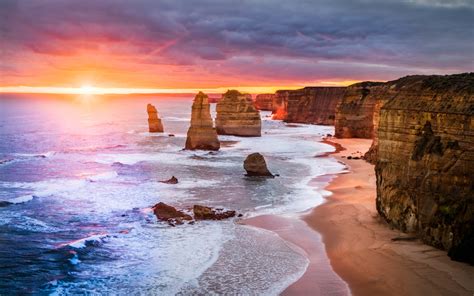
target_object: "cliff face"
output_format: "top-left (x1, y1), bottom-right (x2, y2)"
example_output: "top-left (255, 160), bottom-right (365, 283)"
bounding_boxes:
top-left (271, 90), bottom-right (290, 120)
top-left (216, 90), bottom-right (261, 137)
top-left (284, 87), bottom-right (346, 125)
top-left (185, 92), bottom-right (220, 150)
top-left (375, 73), bottom-right (474, 264)
top-left (147, 104), bottom-right (164, 133)
top-left (254, 94), bottom-right (275, 111)
top-left (334, 82), bottom-right (385, 139)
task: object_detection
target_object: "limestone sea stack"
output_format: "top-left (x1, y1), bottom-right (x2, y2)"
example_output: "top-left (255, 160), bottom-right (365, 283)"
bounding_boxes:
top-left (375, 73), bottom-right (474, 264)
top-left (147, 104), bottom-right (164, 133)
top-left (185, 92), bottom-right (220, 151)
top-left (243, 153), bottom-right (273, 177)
top-left (254, 94), bottom-right (275, 111)
top-left (216, 90), bottom-right (261, 137)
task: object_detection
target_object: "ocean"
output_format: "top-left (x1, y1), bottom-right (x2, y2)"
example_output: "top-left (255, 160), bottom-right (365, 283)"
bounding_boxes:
top-left (0, 94), bottom-right (346, 294)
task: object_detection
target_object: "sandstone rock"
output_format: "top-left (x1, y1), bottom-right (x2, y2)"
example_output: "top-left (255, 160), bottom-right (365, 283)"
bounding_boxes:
top-left (152, 202), bottom-right (192, 225)
top-left (160, 176), bottom-right (178, 184)
top-left (284, 87), bottom-right (346, 125)
top-left (193, 205), bottom-right (236, 220)
top-left (334, 82), bottom-right (385, 139)
top-left (147, 104), bottom-right (164, 133)
top-left (216, 90), bottom-right (261, 137)
top-left (271, 90), bottom-right (290, 120)
top-left (375, 73), bottom-right (474, 264)
top-left (185, 92), bottom-right (220, 151)
top-left (243, 153), bottom-right (273, 177)
top-left (254, 94), bottom-right (275, 111)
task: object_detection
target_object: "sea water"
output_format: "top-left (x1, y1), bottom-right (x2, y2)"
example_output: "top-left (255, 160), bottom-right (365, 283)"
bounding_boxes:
top-left (0, 94), bottom-right (345, 294)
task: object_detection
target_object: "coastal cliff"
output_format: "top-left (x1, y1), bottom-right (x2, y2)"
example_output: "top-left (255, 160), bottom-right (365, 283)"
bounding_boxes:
top-left (284, 87), bottom-right (346, 125)
top-left (254, 94), bottom-right (275, 111)
top-left (271, 90), bottom-right (290, 120)
top-left (216, 90), bottom-right (261, 137)
top-left (185, 92), bottom-right (220, 150)
top-left (375, 73), bottom-right (474, 264)
top-left (334, 82), bottom-right (385, 139)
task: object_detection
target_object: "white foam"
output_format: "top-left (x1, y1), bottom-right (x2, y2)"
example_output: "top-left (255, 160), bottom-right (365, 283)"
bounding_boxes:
top-left (9, 194), bottom-right (34, 204)
top-left (58, 233), bottom-right (108, 249)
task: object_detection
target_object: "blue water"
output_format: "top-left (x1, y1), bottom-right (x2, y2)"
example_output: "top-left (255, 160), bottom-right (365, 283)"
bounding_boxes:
top-left (0, 93), bottom-right (345, 294)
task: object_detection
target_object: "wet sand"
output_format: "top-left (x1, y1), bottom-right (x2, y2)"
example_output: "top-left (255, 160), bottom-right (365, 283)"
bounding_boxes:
top-left (244, 138), bottom-right (474, 296)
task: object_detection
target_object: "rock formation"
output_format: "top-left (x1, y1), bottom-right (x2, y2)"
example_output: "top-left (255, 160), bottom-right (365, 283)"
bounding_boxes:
top-left (284, 87), bottom-right (346, 125)
top-left (193, 205), bottom-right (236, 220)
top-left (243, 153), bottom-right (273, 177)
top-left (271, 90), bottom-right (290, 120)
top-left (254, 94), bottom-right (275, 111)
top-left (147, 104), bottom-right (164, 133)
top-left (152, 202), bottom-right (193, 225)
top-left (375, 73), bottom-right (474, 264)
top-left (215, 90), bottom-right (261, 136)
top-left (334, 82), bottom-right (385, 139)
top-left (185, 92), bottom-right (220, 151)
top-left (160, 176), bottom-right (178, 184)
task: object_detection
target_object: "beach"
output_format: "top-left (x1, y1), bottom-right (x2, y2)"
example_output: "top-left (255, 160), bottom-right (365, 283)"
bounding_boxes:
top-left (245, 138), bottom-right (474, 296)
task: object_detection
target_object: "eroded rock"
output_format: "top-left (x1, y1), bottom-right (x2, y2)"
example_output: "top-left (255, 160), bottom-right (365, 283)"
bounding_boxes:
top-left (147, 104), bottom-right (164, 133)
top-left (152, 202), bottom-right (192, 225)
top-left (243, 153), bottom-right (273, 177)
top-left (216, 90), bottom-right (261, 137)
top-left (193, 205), bottom-right (236, 220)
top-left (185, 92), bottom-right (220, 151)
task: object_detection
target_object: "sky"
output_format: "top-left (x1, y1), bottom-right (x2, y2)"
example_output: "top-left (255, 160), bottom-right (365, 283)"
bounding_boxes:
top-left (1, 0), bottom-right (473, 94)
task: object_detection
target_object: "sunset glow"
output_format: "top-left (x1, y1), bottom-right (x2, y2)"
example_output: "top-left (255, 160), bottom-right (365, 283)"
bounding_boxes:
top-left (1, 1), bottom-right (472, 95)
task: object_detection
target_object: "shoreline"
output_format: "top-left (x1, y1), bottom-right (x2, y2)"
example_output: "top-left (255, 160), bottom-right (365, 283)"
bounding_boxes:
top-left (244, 137), bottom-right (474, 296)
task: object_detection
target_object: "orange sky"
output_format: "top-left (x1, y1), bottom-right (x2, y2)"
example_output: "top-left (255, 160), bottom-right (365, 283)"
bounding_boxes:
top-left (2, 1), bottom-right (472, 95)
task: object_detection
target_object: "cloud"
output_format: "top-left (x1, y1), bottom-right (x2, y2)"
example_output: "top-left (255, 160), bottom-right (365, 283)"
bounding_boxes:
top-left (1, 0), bottom-right (473, 87)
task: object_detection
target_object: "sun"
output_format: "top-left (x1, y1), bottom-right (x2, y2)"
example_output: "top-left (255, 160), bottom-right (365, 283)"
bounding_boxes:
top-left (79, 85), bottom-right (96, 95)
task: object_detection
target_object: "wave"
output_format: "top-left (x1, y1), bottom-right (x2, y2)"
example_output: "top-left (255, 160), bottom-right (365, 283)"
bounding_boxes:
top-left (57, 233), bottom-right (109, 249)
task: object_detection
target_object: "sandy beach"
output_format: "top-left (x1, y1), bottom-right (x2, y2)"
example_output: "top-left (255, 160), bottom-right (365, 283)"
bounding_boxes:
top-left (245, 138), bottom-right (474, 296)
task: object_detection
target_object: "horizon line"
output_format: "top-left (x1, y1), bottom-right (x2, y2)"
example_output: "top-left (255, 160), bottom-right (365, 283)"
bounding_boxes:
top-left (0, 81), bottom-right (363, 95)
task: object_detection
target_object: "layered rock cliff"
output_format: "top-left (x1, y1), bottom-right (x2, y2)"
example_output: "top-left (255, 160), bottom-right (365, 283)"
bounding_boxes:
top-left (271, 90), bottom-right (290, 120)
top-left (185, 92), bottom-right (220, 150)
top-left (375, 73), bottom-right (474, 264)
top-left (147, 104), bottom-right (164, 133)
top-left (216, 90), bottom-right (261, 137)
top-left (254, 94), bottom-right (275, 111)
top-left (334, 82), bottom-right (385, 139)
top-left (284, 87), bottom-right (346, 125)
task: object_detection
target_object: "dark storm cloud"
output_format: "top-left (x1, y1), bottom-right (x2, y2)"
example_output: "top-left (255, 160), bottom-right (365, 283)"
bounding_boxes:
top-left (1, 0), bottom-right (473, 83)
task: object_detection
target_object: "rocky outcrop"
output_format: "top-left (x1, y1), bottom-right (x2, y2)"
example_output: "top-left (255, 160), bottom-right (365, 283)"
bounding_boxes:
top-left (216, 90), bottom-right (261, 136)
top-left (243, 153), bottom-right (273, 177)
top-left (152, 202), bottom-right (193, 225)
top-left (284, 87), bottom-right (346, 125)
top-left (334, 82), bottom-right (385, 139)
top-left (147, 104), bottom-right (164, 133)
top-left (185, 92), bottom-right (220, 151)
top-left (193, 205), bottom-right (236, 220)
top-left (375, 73), bottom-right (474, 264)
top-left (254, 94), bottom-right (275, 111)
top-left (271, 90), bottom-right (290, 120)
top-left (160, 176), bottom-right (178, 184)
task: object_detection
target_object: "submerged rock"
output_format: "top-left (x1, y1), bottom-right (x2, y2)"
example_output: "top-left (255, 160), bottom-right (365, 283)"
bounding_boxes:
top-left (216, 90), bottom-right (261, 137)
top-left (185, 92), bottom-right (220, 151)
top-left (243, 153), bottom-right (273, 177)
top-left (147, 104), bottom-right (164, 133)
top-left (0, 201), bottom-right (12, 207)
top-left (193, 205), bottom-right (236, 220)
top-left (152, 202), bottom-right (192, 225)
top-left (160, 176), bottom-right (178, 184)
